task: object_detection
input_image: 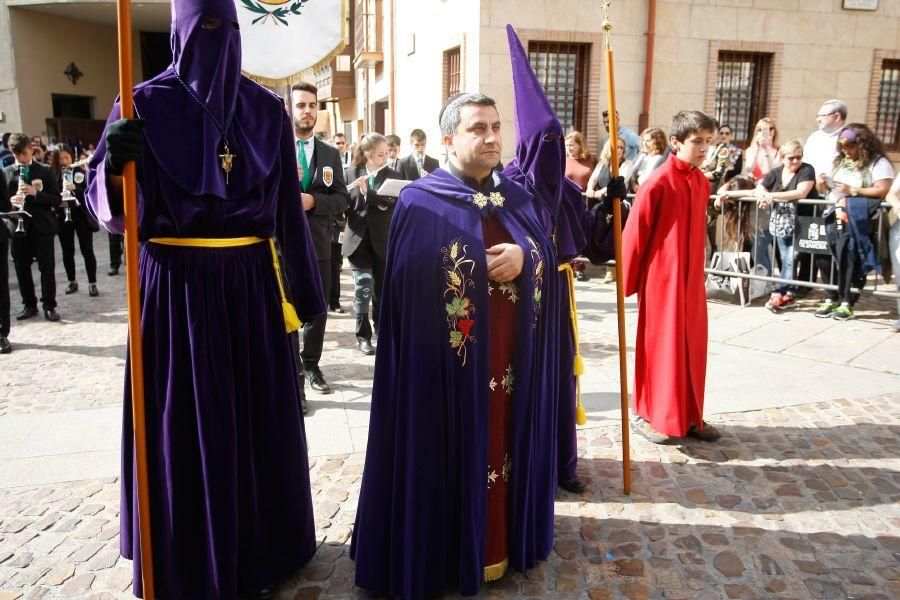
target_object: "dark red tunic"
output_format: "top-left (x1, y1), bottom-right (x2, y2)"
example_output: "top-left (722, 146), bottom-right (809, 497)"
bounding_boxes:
top-left (482, 214), bottom-right (518, 580)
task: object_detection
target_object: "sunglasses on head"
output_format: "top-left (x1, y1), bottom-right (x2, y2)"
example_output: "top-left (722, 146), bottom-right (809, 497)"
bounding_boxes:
top-left (784, 155), bottom-right (802, 161)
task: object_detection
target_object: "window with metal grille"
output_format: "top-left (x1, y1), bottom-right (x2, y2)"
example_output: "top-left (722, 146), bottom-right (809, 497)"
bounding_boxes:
top-left (527, 41), bottom-right (590, 133)
top-left (443, 46), bottom-right (461, 102)
top-left (875, 59), bottom-right (900, 152)
top-left (714, 51), bottom-right (773, 146)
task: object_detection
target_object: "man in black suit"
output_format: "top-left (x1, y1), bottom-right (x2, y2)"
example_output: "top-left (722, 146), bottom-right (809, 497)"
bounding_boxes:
top-left (292, 82), bottom-right (350, 394)
top-left (0, 167), bottom-right (11, 352)
top-left (3, 134), bottom-right (61, 322)
top-left (333, 132), bottom-right (352, 166)
top-left (396, 129), bottom-right (440, 181)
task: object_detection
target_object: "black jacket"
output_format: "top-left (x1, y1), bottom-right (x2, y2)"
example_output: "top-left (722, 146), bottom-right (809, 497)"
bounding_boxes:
top-left (0, 169), bottom-right (9, 242)
top-left (397, 154), bottom-right (440, 182)
top-left (302, 138), bottom-right (351, 260)
top-left (3, 161), bottom-right (60, 235)
top-left (342, 164), bottom-right (402, 260)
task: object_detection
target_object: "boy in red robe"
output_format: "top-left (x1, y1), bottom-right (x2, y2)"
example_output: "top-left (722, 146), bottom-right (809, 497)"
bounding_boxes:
top-left (622, 110), bottom-right (722, 444)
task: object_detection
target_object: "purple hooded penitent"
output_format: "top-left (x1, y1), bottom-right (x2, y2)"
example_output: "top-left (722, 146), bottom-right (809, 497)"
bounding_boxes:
top-left (128, 0), bottom-right (280, 201)
top-left (85, 0), bottom-right (324, 596)
top-left (502, 24), bottom-right (619, 488)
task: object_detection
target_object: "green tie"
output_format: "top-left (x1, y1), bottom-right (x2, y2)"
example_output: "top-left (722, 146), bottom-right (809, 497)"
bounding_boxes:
top-left (297, 140), bottom-right (311, 192)
top-left (368, 174), bottom-right (375, 190)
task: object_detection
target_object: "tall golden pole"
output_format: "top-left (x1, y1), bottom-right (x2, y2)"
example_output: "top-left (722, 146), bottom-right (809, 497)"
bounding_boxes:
top-left (602, 1), bottom-right (631, 495)
top-left (115, 0), bottom-right (156, 595)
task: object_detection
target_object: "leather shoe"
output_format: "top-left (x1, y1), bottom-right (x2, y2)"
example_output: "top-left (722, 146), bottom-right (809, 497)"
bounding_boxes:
top-left (240, 587), bottom-right (275, 600)
top-left (89, 284), bottom-right (99, 297)
top-left (560, 477), bottom-right (587, 494)
top-left (687, 421), bottom-right (722, 442)
top-left (16, 306), bottom-right (38, 320)
top-left (44, 309), bottom-right (61, 322)
top-left (358, 338), bottom-right (375, 355)
top-left (0, 337), bottom-right (11, 354)
top-left (65, 281), bottom-right (79, 294)
top-left (108, 266), bottom-right (119, 276)
top-left (331, 305), bottom-right (345, 314)
top-left (305, 366), bottom-right (332, 394)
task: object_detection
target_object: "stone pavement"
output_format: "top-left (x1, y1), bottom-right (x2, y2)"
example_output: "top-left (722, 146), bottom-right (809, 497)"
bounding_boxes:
top-left (1, 240), bottom-right (899, 599)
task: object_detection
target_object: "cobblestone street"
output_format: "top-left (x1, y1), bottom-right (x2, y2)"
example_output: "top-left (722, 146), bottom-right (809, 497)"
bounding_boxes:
top-left (1, 241), bottom-right (899, 599)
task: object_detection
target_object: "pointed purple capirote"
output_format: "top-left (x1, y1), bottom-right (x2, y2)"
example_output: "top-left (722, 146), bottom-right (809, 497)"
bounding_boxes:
top-left (504, 24), bottom-right (566, 219)
top-left (128, 0), bottom-right (279, 200)
top-left (170, 0), bottom-right (241, 126)
top-left (502, 24), bottom-right (606, 491)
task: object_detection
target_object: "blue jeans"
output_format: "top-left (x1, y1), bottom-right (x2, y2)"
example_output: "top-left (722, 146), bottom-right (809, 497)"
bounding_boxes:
top-left (774, 234), bottom-right (795, 294)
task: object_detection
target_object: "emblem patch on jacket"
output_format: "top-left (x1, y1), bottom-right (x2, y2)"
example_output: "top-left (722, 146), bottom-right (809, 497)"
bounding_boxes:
top-left (323, 166), bottom-right (333, 187)
top-left (74, 172), bottom-right (85, 184)
top-left (31, 179), bottom-right (43, 192)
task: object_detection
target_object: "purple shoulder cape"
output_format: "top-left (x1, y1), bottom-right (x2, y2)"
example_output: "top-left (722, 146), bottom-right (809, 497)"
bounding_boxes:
top-left (351, 168), bottom-right (559, 597)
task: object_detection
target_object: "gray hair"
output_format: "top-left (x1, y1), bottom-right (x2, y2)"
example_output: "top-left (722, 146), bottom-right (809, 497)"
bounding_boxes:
top-left (439, 93), bottom-right (497, 137)
top-left (821, 98), bottom-right (848, 120)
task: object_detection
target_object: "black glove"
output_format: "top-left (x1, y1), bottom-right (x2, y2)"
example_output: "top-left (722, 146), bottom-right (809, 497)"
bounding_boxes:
top-left (606, 175), bottom-right (627, 201)
top-left (104, 118), bottom-right (146, 176)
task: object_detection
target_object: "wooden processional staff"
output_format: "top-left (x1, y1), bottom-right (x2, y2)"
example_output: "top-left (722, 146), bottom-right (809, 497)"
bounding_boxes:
top-left (115, 0), bottom-right (157, 594)
top-left (602, 1), bottom-right (632, 495)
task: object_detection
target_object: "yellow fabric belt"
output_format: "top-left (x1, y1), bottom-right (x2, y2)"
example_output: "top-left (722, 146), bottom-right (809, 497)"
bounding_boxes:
top-left (558, 264), bottom-right (587, 426)
top-left (148, 236), bottom-right (301, 333)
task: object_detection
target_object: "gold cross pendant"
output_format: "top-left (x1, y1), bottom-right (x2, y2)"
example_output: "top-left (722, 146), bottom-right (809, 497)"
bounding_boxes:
top-left (219, 141), bottom-right (235, 184)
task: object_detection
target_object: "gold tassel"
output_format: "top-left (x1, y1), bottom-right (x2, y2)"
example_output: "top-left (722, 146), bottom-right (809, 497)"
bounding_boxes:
top-left (282, 301), bottom-right (301, 333)
top-left (269, 239), bottom-right (302, 333)
top-left (573, 353), bottom-right (585, 376)
top-left (559, 263), bottom-right (586, 427)
top-left (576, 398), bottom-right (587, 426)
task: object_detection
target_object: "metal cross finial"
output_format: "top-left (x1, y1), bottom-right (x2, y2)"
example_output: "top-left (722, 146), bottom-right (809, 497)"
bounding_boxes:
top-left (601, 1), bottom-right (613, 48)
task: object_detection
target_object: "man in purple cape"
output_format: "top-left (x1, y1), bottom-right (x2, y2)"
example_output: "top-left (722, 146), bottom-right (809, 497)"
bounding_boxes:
top-left (502, 25), bottom-right (625, 494)
top-left (85, 0), bottom-right (324, 596)
top-left (350, 93), bottom-right (560, 597)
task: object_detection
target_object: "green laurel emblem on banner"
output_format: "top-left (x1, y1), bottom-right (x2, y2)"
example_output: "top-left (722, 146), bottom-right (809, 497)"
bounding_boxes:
top-left (240, 0), bottom-right (309, 26)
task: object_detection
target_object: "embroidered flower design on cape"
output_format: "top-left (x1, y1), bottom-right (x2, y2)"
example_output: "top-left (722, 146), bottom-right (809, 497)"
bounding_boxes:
top-left (442, 238), bottom-right (477, 366)
top-left (526, 236), bottom-right (544, 328)
top-left (472, 191), bottom-right (506, 211)
top-left (498, 281), bottom-right (519, 303)
top-left (501, 364), bottom-right (515, 395)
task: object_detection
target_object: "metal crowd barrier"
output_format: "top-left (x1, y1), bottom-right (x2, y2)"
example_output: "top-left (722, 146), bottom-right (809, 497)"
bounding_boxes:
top-left (585, 192), bottom-right (900, 301)
top-left (707, 195), bottom-right (899, 301)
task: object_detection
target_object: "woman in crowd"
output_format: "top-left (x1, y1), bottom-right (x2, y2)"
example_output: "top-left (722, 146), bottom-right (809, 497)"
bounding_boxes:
top-left (564, 130), bottom-right (597, 281)
top-left (743, 117), bottom-right (781, 276)
top-left (815, 124), bottom-right (894, 321)
top-left (714, 176), bottom-right (755, 254)
top-left (51, 145), bottom-right (99, 297)
top-left (887, 173), bottom-right (900, 333)
top-left (586, 136), bottom-right (633, 202)
top-left (585, 137), bottom-right (633, 284)
top-left (702, 123), bottom-right (743, 190)
top-left (564, 130), bottom-right (597, 191)
top-left (628, 127), bottom-right (667, 193)
top-left (722, 140), bottom-right (815, 312)
top-left (342, 133), bottom-right (402, 354)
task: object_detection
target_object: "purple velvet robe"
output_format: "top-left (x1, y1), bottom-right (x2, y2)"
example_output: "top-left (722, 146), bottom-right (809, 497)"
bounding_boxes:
top-left (350, 168), bottom-right (559, 597)
top-left (502, 24), bottom-right (618, 485)
top-left (86, 81), bottom-right (324, 600)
